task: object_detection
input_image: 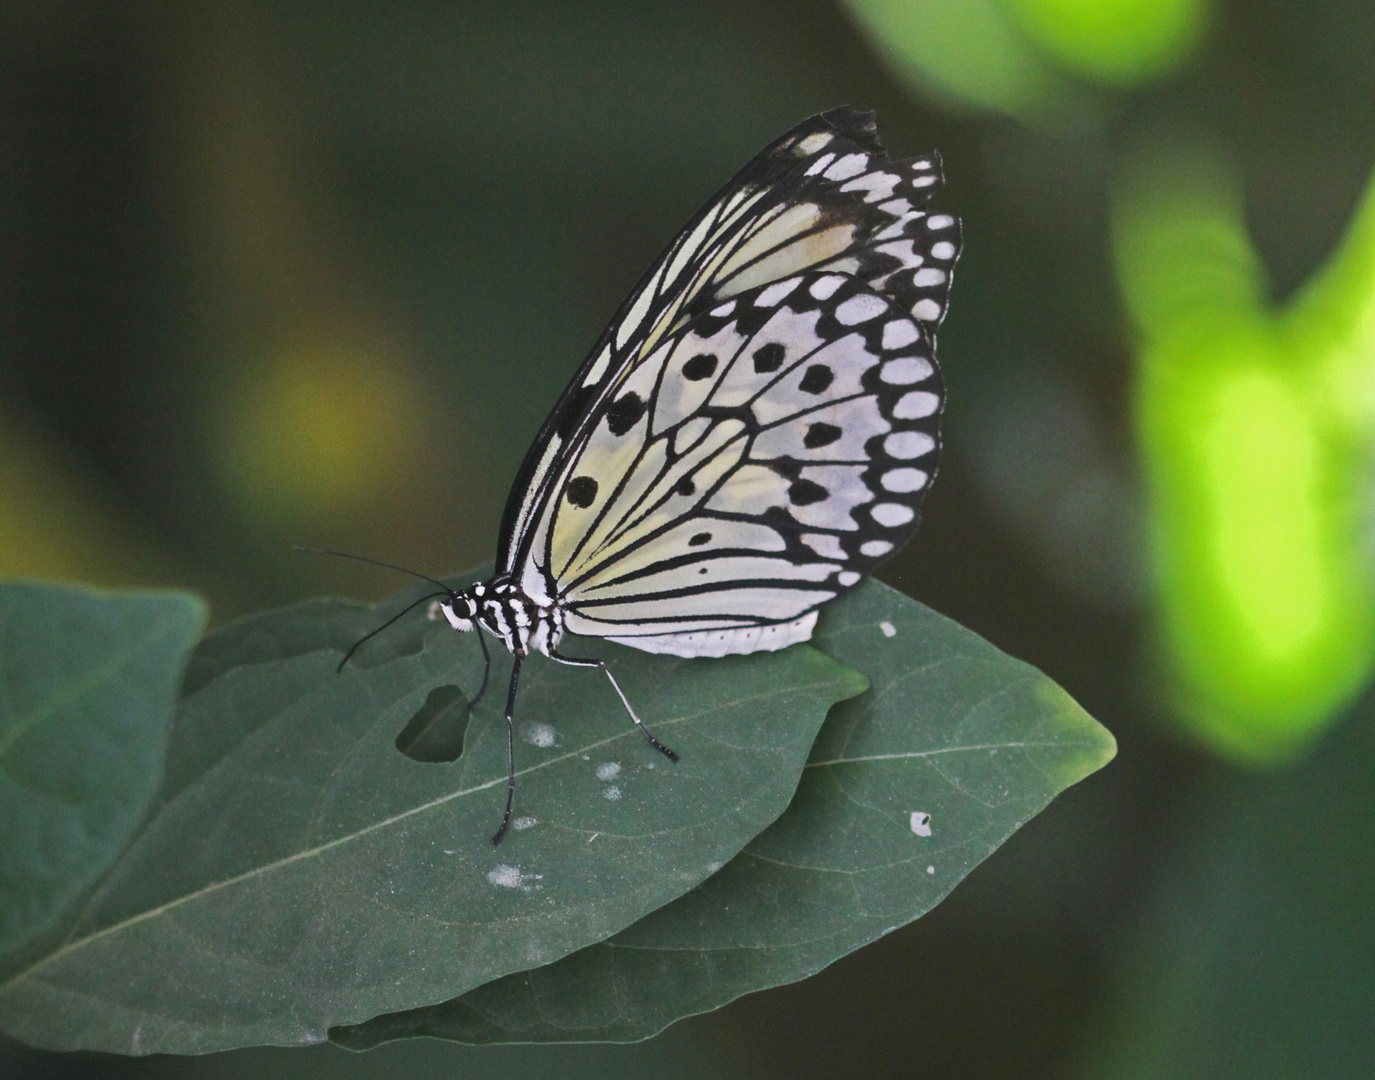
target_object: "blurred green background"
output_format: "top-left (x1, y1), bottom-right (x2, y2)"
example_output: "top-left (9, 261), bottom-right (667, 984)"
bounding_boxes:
top-left (2, 1), bottom-right (1371, 1077)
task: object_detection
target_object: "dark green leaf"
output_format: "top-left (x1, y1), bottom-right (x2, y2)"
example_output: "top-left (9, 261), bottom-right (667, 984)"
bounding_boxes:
top-left (333, 578), bottom-right (1115, 1047)
top-left (0, 582), bottom-right (206, 956)
top-left (0, 578), bottom-right (865, 1055)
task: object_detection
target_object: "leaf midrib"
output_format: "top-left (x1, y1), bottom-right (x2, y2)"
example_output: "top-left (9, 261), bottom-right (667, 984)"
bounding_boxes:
top-left (803, 738), bottom-right (1092, 767)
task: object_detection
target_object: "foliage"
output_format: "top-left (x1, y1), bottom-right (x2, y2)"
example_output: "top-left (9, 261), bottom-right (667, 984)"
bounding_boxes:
top-left (0, 583), bottom-right (205, 956)
top-left (335, 578), bottom-right (1114, 1048)
top-left (843, 0), bottom-right (1210, 129)
top-left (0, 573), bottom-right (862, 1054)
top-left (1114, 145), bottom-right (1375, 761)
top-left (0, 574), bottom-right (1112, 1056)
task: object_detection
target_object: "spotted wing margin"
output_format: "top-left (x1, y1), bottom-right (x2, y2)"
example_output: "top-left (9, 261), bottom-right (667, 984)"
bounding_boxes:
top-left (496, 107), bottom-right (960, 585)
top-left (518, 270), bottom-right (941, 657)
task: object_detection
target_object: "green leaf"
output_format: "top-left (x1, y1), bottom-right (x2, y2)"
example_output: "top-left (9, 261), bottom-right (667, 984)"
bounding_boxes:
top-left (0, 576), bottom-right (864, 1055)
top-left (331, 578), bottom-right (1115, 1048)
top-left (0, 582), bottom-right (206, 956)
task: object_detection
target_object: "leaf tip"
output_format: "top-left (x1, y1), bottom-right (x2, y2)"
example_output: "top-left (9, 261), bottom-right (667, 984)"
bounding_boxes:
top-left (1033, 679), bottom-right (1118, 782)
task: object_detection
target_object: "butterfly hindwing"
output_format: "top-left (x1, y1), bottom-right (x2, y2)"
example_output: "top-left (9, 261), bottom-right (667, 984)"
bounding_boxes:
top-left (522, 271), bottom-right (942, 655)
top-left (497, 108), bottom-right (959, 589)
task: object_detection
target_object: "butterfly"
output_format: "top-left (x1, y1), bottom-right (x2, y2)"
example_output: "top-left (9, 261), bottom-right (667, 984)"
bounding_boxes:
top-left (355, 107), bottom-right (958, 844)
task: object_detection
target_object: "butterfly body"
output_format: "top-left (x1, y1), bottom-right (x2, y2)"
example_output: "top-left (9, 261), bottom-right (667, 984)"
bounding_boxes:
top-left (424, 107), bottom-right (959, 843)
top-left (439, 580), bottom-right (563, 659)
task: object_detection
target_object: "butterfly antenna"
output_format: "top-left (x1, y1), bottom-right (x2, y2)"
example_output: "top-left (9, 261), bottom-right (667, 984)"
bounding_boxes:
top-left (293, 546), bottom-right (457, 596)
top-left (335, 590), bottom-right (451, 673)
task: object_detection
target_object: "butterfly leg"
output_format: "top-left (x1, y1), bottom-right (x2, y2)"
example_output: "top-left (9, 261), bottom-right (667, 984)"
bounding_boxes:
top-left (548, 649), bottom-right (679, 763)
top-left (490, 652), bottom-right (524, 846)
top-left (468, 629), bottom-right (492, 710)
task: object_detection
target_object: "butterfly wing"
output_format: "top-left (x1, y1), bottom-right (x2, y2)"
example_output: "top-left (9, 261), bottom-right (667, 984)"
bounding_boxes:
top-left (497, 107), bottom-right (959, 595)
top-left (523, 269), bottom-right (942, 657)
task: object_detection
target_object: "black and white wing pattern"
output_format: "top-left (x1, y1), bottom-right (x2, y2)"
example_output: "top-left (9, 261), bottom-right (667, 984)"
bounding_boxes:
top-left (498, 108), bottom-right (958, 657)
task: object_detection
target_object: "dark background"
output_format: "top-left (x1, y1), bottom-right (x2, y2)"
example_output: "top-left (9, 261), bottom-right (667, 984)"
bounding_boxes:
top-left (2, 2), bottom-right (1371, 1077)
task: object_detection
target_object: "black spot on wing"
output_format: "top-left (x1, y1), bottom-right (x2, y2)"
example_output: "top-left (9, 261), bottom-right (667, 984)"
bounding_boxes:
top-left (682, 353), bottom-right (719, 380)
top-left (752, 342), bottom-right (785, 373)
top-left (606, 392), bottom-right (647, 436)
top-left (799, 364), bottom-right (834, 394)
top-left (567, 476), bottom-right (599, 507)
top-left (688, 531), bottom-right (712, 546)
top-left (788, 479), bottom-right (828, 505)
top-left (803, 422), bottom-right (842, 448)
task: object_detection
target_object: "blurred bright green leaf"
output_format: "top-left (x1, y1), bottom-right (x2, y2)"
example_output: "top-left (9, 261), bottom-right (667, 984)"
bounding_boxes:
top-left (1070, 698), bottom-right (1374, 1079)
top-left (1007, 0), bottom-right (1210, 86)
top-left (332, 579), bottom-right (1115, 1047)
top-left (842, 0), bottom-right (1088, 126)
top-left (1114, 146), bottom-right (1375, 762)
top-left (0, 575), bottom-right (863, 1055)
top-left (1285, 152), bottom-right (1375, 442)
top-left (0, 582), bottom-right (205, 956)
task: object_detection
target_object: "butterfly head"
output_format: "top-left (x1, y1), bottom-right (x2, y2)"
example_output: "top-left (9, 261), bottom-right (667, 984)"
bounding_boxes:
top-left (437, 588), bottom-right (480, 633)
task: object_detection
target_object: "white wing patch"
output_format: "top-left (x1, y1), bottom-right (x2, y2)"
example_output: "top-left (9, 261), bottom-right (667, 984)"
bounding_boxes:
top-left (605, 612), bottom-right (819, 658)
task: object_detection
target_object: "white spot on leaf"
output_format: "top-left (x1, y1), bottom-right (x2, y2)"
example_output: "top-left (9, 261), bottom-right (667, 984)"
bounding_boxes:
top-left (879, 620), bottom-right (897, 638)
top-left (521, 722), bottom-right (557, 748)
top-left (911, 811), bottom-right (932, 837)
top-left (487, 864), bottom-right (543, 890)
top-left (512, 816), bottom-right (538, 831)
top-left (603, 785), bottom-right (623, 801)
top-left (595, 761), bottom-right (622, 781)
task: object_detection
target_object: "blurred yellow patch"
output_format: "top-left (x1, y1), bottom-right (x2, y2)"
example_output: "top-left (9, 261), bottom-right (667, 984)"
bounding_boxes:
top-left (218, 340), bottom-right (428, 522)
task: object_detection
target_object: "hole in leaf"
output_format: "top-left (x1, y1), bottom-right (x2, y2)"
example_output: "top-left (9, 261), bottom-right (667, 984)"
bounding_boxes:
top-left (395, 684), bottom-right (470, 763)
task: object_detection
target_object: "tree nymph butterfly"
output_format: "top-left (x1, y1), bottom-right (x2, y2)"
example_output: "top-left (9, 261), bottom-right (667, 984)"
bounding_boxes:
top-left (358, 107), bottom-right (958, 844)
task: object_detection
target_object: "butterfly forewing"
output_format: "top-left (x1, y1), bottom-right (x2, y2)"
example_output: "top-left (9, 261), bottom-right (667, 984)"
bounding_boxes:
top-left (497, 107), bottom-right (959, 589)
